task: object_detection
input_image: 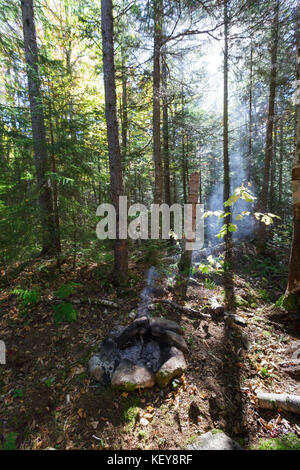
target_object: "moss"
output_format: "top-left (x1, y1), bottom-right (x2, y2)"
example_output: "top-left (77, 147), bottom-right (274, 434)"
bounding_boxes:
top-left (256, 433), bottom-right (300, 451)
top-left (234, 295), bottom-right (249, 308)
top-left (185, 435), bottom-right (199, 446)
top-left (211, 428), bottom-right (224, 435)
top-left (276, 294), bottom-right (299, 313)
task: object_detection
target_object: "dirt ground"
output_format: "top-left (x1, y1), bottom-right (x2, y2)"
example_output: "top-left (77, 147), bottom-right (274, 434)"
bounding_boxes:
top-left (1, 246), bottom-right (300, 450)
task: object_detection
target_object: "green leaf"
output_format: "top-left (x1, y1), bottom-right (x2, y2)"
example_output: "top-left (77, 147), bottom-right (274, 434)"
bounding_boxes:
top-left (53, 302), bottom-right (77, 323)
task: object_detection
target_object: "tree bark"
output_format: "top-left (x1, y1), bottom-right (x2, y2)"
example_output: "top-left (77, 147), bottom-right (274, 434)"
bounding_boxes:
top-left (101, 0), bottom-right (128, 279)
top-left (286, 0), bottom-right (300, 304)
top-left (152, 0), bottom-right (163, 204)
top-left (257, 0), bottom-right (280, 251)
top-left (162, 51), bottom-right (171, 207)
top-left (247, 37), bottom-right (253, 179)
top-left (121, 50), bottom-right (128, 168)
top-left (176, 172), bottom-right (200, 298)
top-left (223, 0), bottom-right (234, 310)
top-left (20, 0), bottom-right (58, 255)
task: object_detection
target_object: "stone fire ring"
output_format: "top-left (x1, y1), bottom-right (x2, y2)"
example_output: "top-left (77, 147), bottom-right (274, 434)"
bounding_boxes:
top-left (88, 316), bottom-right (188, 391)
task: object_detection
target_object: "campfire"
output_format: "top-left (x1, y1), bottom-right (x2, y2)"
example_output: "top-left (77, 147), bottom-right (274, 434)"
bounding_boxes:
top-left (89, 268), bottom-right (188, 390)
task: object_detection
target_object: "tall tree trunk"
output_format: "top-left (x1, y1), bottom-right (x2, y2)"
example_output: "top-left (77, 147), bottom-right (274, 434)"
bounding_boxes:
top-left (278, 119), bottom-right (283, 209)
top-left (269, 117), bottom-right (278, 212)
top-left (101, 0), bottom-right (128, 279)
top-left (176, 172), bottom-right (200, 298)
top-left (162, 51), bottom-right (171, 206)
top-left (20, 0), bottom-right (58, 255)
top-left (121, 50), bottom-right (128, 169)
top-left (223, 0), bottom-right (234, 310)
top-left (248, 38), bottom-right (253, 179)
top-left (257, 0), bottom-right (279, 251)
top-left (48, 98), bottom-right (61, 255)
top-left (286, 0), bottom-right (300, 307)
top-left (152, 0), bottom-right (163, 204)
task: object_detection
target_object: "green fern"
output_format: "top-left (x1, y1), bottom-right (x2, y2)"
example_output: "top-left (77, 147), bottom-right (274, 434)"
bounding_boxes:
top-left (1, 432), bottom-right (18, 450)
top-left (55, 282), bottom-right (81, 299)
top-left (12, 288), bottom-right (40, 307)
top-left (53, 302), bottom-right (77, 323)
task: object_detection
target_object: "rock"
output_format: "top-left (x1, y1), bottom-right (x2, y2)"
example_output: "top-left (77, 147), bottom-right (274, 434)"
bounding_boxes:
top-left (209, 297), bottom-right (225, 316)
top-left (89, 338), bottom-right (121, 383)
top-left (149, 317), bottom-right (183, 335)
top-left (88, 354), bottom-right (104, 381)
top-left (108, 325), bottom-right (125, 341)
top-left (111, 359), bottom-right (155, 391)
top-left (186, 431), bottom-right (243, 450)
top-left (128, 310), bottom-right (137, 320)
top-left (116, 316), bottom-right (150, 347)
top-left (156, 347), bottom-right (187, 388)
top-left (151, 328), bottom-right (188, 354)
top-left (225, 313), bottom-right (247, 326)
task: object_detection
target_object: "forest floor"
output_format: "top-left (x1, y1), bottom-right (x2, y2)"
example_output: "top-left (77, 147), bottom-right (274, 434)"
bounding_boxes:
top-left (1, 241), bottom-right (300, 450)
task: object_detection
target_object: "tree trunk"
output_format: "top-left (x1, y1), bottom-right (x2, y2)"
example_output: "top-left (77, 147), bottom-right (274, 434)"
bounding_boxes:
top-left (121, 50), bottom-right (128, 169)
top-left (152, 0), bottom-right (163, 204)
top-left (176, 172), bottom-right (200, 298)
top-left (101, 0), bottom-right (128, 279)
top-left (223, 0), bottom-right (234, 310)
top-left (20, 0), bottom-right (58, 256)
top-left (286, 0), bottom-right (300, 306)
top-left (257, 0), bottom-right (280, 251)
top-left (247, 38), bottom-right (253, 179)
top-left (162, 51), bottom-right (171, 207)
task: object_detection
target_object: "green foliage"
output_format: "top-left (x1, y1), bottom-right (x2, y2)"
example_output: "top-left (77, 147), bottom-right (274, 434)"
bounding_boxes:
top-left (259, 289), bottom-right (271, 303)
top-left (12, 288), bottom-right (40, 307)
top-left (256, 433), bottom-right (300, 451)
top-left (55, 282), bottom-right (81, 299)
top-left (44, 377), bottom-right (55, 387)
top-left (53, 302), bottom-right (77, 323)
top-left (1, 432), bottom-right (18, 450)
top-left (224, 186), bottom-right (256, 207)
top-left (12, 388), bottom-right (23, 398)
top-left (260, 367), bottom-right (269, 378)
top-left (204, 278), bottom-right (216, 290)
top-left (276, 294), bottom-right (299, 313)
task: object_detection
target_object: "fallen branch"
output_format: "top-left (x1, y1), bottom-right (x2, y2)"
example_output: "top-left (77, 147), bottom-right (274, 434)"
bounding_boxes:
top-left (257, 391), bottom-right (300, 415)
top-left (69, 298), bottom-right (119, 308)
top-left (153, 299), bottom-right (210, 319)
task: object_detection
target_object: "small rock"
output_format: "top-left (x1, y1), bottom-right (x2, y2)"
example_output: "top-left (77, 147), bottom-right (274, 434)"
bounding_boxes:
top-left (111, 359), bottom-right (155, 391)
top-left (186, 431), bottom-right (243, 450)
top-left (128, 310), bottom-right (137, 320)
top-left (140, 417), bottom-right (150, 426)
top-left (225, 313), bottom-right (247, 326)
top-left (156, 347), bottom-right (187, 388)
top-left (88, 355), bottom-right (104, 381)
top-left (89, 338), bottom-right (121, 382)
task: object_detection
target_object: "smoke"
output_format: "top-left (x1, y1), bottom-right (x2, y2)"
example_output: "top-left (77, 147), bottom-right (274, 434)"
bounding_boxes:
top-left (137, 266), bottom-right (159, 317)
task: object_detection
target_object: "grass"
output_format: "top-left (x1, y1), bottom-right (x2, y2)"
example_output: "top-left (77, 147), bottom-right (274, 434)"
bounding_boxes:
top-left (256, 433), bottom-right (300, 450)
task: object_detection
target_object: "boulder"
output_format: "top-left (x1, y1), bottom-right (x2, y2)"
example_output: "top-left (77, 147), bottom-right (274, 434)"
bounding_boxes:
top-left (156, 347), bottom-right (187, 388)
top-left (151, 328), bottom-right (188, 354)
top-left (111, 359), bottom-right (155, 391)
top-left (186, 431), bottom-right (243, 450)
top-left (88, 354), bottom-right (104, 381)
top-left (89, 338), bottom-right (121, 382)
top-left (149, 317), bottom-right (183, 335)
